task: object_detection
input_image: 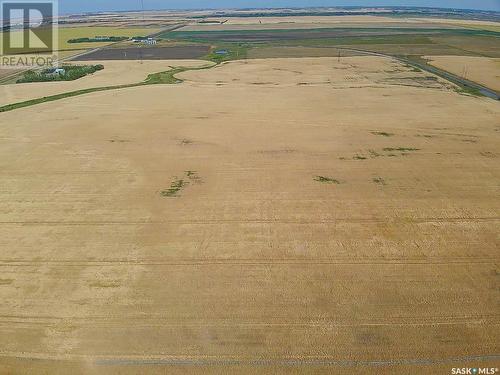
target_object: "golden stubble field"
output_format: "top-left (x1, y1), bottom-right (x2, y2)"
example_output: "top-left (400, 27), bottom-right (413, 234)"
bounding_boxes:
top-left (0, 60), bottom-right (211, 107)
top-left (179, 15), bottom-right (465, 31)
top-left (425, 55), bottom-right (500, 92)
top-left (177, 14), bottom-right (500, 32)
top-left (0, 56), bottom-right (499, 374)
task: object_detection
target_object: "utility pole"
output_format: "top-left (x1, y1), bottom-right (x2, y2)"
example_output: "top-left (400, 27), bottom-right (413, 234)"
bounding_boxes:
top-left (139, 0), bottom-right (145, 64)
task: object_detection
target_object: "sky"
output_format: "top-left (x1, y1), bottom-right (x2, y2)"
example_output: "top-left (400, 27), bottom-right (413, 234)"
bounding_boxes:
top-left (59, 1), bottom-right (500, 14)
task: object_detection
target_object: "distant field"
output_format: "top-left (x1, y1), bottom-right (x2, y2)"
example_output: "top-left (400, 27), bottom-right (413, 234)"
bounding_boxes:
top-left (248, 46), bottom-right (363, 58)
top-left (164, 27), bottom-right (500, 58)
top-left (0, 27), bottom-right (161, 53)
top-left (180, 20), bottom-right (465, 32)
top-left (244, 44), bottom-right (475, 59)
top-left (164, 27), bottom-right (500, 43)
top-left (186, 15), bottom-right (407, 27)
top-left (429, 35), bottom-right (500, 58)
top-left (465, 25), bottom-right (500, 32)
top-left (179, 15), bottom-right (499, 34)
top-left (72, 46), bottom-right (210, 61)
top-left (408, 17), bottom-right (500, 32)
top-left (58, 27), bottom-right (162, 50)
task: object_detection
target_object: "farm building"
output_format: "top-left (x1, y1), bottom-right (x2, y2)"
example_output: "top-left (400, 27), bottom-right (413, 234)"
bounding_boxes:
top-left (45, 68), bottom-right (66, 77)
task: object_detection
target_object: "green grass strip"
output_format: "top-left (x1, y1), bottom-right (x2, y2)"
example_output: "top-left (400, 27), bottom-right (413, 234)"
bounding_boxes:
top-left (0, 84), bottom-right (136, 113)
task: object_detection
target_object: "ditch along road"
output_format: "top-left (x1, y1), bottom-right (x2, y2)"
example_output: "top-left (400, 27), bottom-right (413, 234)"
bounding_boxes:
top-left (336, 46), bottom-right (500, 100)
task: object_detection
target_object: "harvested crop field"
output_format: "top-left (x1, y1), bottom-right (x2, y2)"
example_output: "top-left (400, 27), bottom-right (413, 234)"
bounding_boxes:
top-left (166, 28), bottom-right (468, 42)
top-left (425, 55), bottom-right (500, 91)
top-left (0, 69), bottom-right (21, 85)
top-left (0, 60), bottom-right (210, 107)
top-left (0, 57), bottom-right (499, 374)
top-left (180, 18), bottom-right (464, 32)
top-left (58, 26), bottom-right (161, 50)
top-left (247, 46), bottom-right (364, 59)
top-left (72, 46), bottom-right (211, 61)
top-left (1, 27), bottom-right (160, 52)
top-left (188, 15), bottom-right (407, 27)
top-left (180, 14), bottom-right (500, 32)
top-left (164, 28), bottom-right (500, 58)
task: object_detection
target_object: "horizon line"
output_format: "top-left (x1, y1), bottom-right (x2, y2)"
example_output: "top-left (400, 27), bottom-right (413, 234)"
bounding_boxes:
top-left (59, 5), bottom-right (500, 16)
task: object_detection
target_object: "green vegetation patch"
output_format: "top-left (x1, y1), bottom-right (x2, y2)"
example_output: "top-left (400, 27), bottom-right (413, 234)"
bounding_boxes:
top-left (372, 131), bottom-right (394, 137)
top-left (185, 170), bottom-right (203, 183)
top-left (144, 68), bottom-right (185, 84)
top-left (89, 281), bottom-right (121, 288)
top-left (455, 86), bottom-right (484, 97)
top-left (314, 176), bottom-right (341, 184)
top-left (16, 64), bottom-right (104, 83)
top-left (0, 85), bottom-right (131, 113)
top-left (161, 178), bottom-right (188, 197)
top-left (68, 36), bottom-right (128, 43)
top-left (339, 147), bottom-right (421, 160)
top-left (416, 134), bottom-right (436, 138)
top-left (160, 171), bottom-right (202, 198)
top-left (383, 147), bottom-right (420, 152)
top-left (373, 177), bottom-right (387, 185)
top-left (353, 155), bottom-right (368, 160)
top-left (203, 44), bottom-right (249, 63)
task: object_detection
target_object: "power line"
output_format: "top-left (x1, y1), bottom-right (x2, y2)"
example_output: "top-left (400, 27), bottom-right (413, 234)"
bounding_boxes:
top-left (138, 0), bottom-right (145, 64)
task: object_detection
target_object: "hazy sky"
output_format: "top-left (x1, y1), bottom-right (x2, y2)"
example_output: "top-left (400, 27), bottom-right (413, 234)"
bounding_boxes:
top-left (59, 1), bottom-right (500, 14)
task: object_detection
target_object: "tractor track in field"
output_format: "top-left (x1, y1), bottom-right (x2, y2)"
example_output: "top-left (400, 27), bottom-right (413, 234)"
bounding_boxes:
top-left (1, 258), bottom-right (498, 267)
top-left (0, 352), bottom-right (499, 368)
